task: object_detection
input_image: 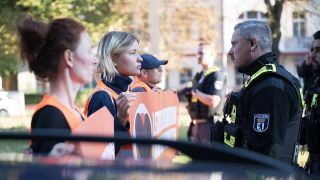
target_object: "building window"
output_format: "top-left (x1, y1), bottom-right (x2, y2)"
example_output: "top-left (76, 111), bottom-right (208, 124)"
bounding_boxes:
top-left (238, 11), bottom-right (267, 21)
top-left (179, 68), bottom-right (193, 84)
top-left (292, 11), bottom-right (305, 37)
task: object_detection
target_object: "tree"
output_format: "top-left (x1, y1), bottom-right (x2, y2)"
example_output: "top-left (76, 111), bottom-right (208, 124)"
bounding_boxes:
top-left (0, 0), bottom-right (20, 90)
top-left (112, 0), bottom-right (221, 70)
top-left (0, 0), bottom-right (118, 90)
top-left (264, 0), bottom-right (320, 59)
top-left (264, 0), bottom-right (285, 59)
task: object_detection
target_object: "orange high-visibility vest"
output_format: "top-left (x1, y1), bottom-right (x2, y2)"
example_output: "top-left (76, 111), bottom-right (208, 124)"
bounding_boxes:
top-left (83, 80), bottom-right (132, 152)
top-left (83, 80), bottom-right (118, 115)
top-left (130, 77), bottom-right (152, 92)
top-left (30, 94), bottom-right (85, 145)
top-left (33, 94), bottom-right (85, 131)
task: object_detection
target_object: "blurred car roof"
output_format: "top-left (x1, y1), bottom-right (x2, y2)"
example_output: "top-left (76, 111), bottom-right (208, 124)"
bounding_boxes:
top-left (0, 130), bottom-right (309, 180)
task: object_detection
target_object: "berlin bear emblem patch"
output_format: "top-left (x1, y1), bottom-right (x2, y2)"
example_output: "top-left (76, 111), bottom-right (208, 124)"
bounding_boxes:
top-left (253, 114), bottom-right (269, 133)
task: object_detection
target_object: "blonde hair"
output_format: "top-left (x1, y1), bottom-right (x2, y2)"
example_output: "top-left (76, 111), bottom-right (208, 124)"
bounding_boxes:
top-left (96, 31), bottom-right (139, 81)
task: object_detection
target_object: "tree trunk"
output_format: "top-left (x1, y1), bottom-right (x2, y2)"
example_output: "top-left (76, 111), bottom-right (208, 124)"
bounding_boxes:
top-left (2, 74), bottom-right (18, 91)
top-left (264, 0), bottom-right (285, 60)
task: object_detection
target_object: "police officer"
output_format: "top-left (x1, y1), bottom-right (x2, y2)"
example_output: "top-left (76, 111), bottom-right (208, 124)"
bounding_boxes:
top-left (301, 30), bottom-right (320, 175)
top-left (297, 48), bottom-right (317, 93)
top-left (186, 42), bottom-right (226, 144)
top-left (131, 54), bottom-right (168, 92)
top-left (225, 20), bottom-right (303, 164)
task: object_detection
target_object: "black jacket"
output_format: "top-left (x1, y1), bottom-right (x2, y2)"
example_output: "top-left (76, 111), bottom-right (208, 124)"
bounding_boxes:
top-left (236, 52), bottom-right (302, 163)
top-left (302, 78), bottom-right (320, 154)
top-left (87, 75), bottom-right (132, 154)
top-left (297, 61), bottom-right (316, 93)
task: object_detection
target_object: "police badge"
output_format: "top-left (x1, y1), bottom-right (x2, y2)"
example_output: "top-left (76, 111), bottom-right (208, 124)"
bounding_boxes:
top-left (253, 114), bottom-right (269, 132)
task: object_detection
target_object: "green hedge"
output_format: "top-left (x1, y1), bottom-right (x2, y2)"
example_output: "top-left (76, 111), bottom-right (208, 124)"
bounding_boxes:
top-left (25, 89), bottom-right (92, 107)
top-left (25, 93), bottom-right (43, 104)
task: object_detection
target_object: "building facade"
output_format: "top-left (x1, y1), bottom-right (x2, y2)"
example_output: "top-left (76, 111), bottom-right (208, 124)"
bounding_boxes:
top-left (17, 0), bottom-right (320, 93)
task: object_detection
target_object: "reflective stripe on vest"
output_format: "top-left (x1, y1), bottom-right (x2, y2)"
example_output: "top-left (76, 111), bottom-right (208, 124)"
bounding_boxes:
top-left (204, 66), bottom-right (220, 76)
top-left (224, 132), bottom-right (236, 148)
top-left (223, 104), bottom-right (237, 147)
top-left (84, 80), bottom-right (118, 115)
top-left (230, 105), bottom-right (237, 124)
top-left (311, 93), bottom-right (318, 108)
top-left (130, 78), bottom-right (152, 92)
top-left (245, 64), bottom-right (304, 108)
top-left (244, 64), bottom-right (276, 88)
top-left (32, 94), bottom-right (84, 131)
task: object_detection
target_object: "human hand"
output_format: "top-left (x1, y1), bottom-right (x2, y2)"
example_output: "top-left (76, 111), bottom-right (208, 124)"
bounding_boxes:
top-left (191, 89), bottom-right (197, 97)
top-left (116, 92), bottom-right (136, 127)
top-left (171, 89), bottom-right (177, 94)
top-left (306, 52), bottom-right (312, 65)
top-left (152, 86), bottom-right (162, 93)
top-left (49, 143), bottom-right (75, 157)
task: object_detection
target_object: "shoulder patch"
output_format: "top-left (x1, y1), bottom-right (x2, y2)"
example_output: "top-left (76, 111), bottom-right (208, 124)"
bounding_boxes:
top-left (214, 81), bottom-right (224, 90)
top-left (253, 114), bottom-right (269, 133)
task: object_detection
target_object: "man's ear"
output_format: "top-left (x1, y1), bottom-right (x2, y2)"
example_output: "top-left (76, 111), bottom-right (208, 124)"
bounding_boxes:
top-left (250, 38), bottom-right (257, 52)
top-left (140, 69), bottom-right (148, 78)
top-left (63, 49), bottom-right (73, 68)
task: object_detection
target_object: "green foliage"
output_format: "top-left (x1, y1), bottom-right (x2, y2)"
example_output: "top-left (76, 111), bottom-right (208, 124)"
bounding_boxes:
top-left (24, 89), bottom-right (92, 106)
top-left (0, 128), bottom-right (28, 153)
top-left (15, 0), bottom-right (118, 43)
top-left (75, 89), bottom-right (92, 107)
top-left (24, 93), bottom-right (42, 104)
top-left (0, 0), bottom-right (20, 77)
top-left (0, 0), bottom-right (118, 80)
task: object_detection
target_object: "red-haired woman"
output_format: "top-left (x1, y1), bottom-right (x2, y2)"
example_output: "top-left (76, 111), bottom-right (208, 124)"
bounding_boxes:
top-left (17, 14), bottom-right (98, 155)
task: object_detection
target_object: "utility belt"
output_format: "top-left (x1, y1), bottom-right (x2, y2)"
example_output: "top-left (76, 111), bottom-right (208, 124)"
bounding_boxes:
top-left (188, 102), bottom-right (212, 119)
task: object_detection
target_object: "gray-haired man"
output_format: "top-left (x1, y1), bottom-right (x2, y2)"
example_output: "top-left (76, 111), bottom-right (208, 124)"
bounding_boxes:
top-left (223, 20), bottom-right (303, 164)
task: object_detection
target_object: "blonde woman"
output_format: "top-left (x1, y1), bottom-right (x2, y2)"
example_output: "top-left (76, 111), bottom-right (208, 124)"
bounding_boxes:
top-left (84, 31), bottom-right (142, 155)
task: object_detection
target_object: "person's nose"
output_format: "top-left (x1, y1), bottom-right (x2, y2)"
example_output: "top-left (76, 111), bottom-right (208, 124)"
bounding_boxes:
top-left (227, 48), bottom-right (233, 57)
top-left (137, 54), bottom-right (143, 62)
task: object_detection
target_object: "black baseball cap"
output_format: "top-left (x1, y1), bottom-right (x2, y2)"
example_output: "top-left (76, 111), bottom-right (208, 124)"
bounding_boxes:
top-left (140, 54), bottom-right (168, 69)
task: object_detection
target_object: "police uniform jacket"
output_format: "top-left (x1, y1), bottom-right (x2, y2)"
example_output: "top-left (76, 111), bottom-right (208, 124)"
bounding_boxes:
top-left (192, 67), bottom-right (225, 120)
top-left (303, 78), bottom-right (320, 154)
top-left (237, 52), bottom-right (302, 163)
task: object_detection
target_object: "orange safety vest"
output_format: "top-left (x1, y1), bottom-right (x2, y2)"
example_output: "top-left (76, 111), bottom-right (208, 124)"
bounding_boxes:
top-left (30, 94), bottom-right (85, 144)
top-left (83, 80), bottom-right (132, 153)
top-left (130, 77), bottom-right (152, 92)
top-left (83, 80), bottom-right (118, 115)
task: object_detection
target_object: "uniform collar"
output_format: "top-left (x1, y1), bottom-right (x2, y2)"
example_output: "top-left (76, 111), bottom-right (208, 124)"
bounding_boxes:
top-left (242, 52), bottom-right (277, 76)
top-left (103, 75), bottom-right (133, 94)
